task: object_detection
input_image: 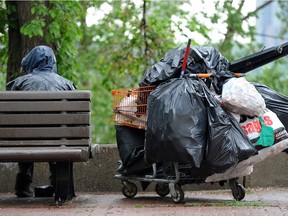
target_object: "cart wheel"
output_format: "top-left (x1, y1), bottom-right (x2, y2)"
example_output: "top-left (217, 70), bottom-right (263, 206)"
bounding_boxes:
top-left (242, 176), bottom-right (247, 188)
top-left (122, 181), bottom-right (137, 198)
top-left (155, 183), bottom-right (170, 197)
top-left (170, 184), bottom-right (184, 204)
top-left (229, 179), bottom-right (245, 201)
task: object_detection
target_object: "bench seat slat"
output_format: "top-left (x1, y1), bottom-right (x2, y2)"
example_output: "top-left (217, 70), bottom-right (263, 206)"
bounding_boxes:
top-left (0, 90), bottom-right (91, 166)
top-left (0, 127), bottom-right (90, 138)
top-left (0, 147), bottom-right (89, 162)
top-left (0, 90), bottom-right (92, 201)
top-left (0, 91), bottom-right (91, 100)
top-left (0, 139), bottom-right (90, 147)
top-left (0, 101), bottom-right (90, 112)
top-left (0, 113), bottom-right (90, 125)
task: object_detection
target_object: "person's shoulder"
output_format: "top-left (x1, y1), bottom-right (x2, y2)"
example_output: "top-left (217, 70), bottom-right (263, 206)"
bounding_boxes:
top-left (6, 74), bottom-right (32, 90)
top-left (54, 74), bottom-right (77, 90)
top-left (7, 74), bottom-right (49, 91)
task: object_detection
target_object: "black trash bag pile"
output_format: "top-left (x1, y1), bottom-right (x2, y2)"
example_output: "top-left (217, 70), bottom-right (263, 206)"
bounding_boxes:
top-left (145, 77), bottom-right (257, 173)
top-left (115, 45), bottom-right (282, 177)
top-left (139, 46), bottom-right (236, 94)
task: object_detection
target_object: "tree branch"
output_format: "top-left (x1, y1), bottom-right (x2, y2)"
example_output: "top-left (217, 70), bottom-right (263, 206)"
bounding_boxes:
top-left (141, 0), bottom-right (148, 56)
top-left (219, 0), bottom-right (273, 52)
top-left (242, 0), bottom-right (273, 21)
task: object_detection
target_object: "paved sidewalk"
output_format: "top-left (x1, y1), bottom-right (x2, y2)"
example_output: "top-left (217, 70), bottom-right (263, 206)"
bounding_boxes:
top-left (0, 187), bottom-right (288, 216)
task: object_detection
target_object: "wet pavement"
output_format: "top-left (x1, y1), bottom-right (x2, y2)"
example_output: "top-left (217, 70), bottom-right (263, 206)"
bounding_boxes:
top-left (0, 187), bottom-right (288, 216)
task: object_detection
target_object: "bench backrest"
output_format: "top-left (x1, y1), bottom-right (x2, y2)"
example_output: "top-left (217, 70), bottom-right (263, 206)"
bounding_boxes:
top-left (0, 91), bottom-right (91, 162)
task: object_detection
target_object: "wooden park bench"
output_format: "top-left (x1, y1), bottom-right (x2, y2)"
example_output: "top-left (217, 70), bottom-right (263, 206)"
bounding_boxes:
top-left (0, 90), bottom-right (91, 203)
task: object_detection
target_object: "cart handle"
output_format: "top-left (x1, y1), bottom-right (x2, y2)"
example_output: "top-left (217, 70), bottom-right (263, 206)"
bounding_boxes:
top-left (188, 73), bottom-right (244, 78)
top-left (180, 39), bottom-right (191, 78)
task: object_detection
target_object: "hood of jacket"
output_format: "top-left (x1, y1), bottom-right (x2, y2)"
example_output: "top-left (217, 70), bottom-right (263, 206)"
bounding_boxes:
top-left (21, 45), bottom-right (57, 74)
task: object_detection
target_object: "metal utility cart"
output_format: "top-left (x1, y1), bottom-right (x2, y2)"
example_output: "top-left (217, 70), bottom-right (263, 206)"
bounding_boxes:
top-left (114, 162), bottom-right (245, 203)
top-left (111, 86), bottom-right (246, 203)
top-left (111, 41), bottom-right (288, 203)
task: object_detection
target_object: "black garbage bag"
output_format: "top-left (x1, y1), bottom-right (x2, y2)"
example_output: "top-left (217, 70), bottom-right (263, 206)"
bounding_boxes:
top-left (115, 125), bottom-right (152, 175)
top-left (144, 78), bottom-right (208, 167)
top-left (252, 82), bottom-right (288, 131)
top-left (204, 86), bottom-right (258, 173)
top-left (144, 77), bottom-right (257, 173)
top-left (118, 147), bottom-right (153, 176)
top-left (139, 46), bottom-right (233, 94)
top-left (115, 125), bottom-right (145, 166)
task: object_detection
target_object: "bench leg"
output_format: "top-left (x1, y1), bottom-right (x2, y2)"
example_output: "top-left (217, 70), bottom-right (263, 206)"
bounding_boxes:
top-left (54, 162), bottom-right (75, 204)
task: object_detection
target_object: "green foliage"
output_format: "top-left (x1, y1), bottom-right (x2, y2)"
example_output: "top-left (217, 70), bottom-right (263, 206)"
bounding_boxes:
top-left (0, 1), bottom-right (7, 34)
top-left (276, 1), bottom-right (288, 40)
top-left (0, 0), bottom-right (7, 89)
top-left (84, 0), bottom-right (264, 143)
top-left (21, 18), bottom-right (46, 37)
top-left (20, 1), bottom-right (84, 83)
top-left (78, 0), bottom-right (192, 143)
top-left (1, 0), bottom-right (288, 143)
top-left (246, 58), bottom-right (288, 95)
top-left (213, 1), bottom-right (258, 59)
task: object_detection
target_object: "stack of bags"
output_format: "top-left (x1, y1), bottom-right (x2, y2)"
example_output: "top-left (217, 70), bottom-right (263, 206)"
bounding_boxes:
top-left (140, 45), bottom-right (288, 177)
top-left (115, 45), bottom-right (288, 180)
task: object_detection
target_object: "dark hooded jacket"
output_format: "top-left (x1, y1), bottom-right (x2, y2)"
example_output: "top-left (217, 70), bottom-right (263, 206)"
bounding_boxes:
top-left (7, 45), bottom-right (76, 91)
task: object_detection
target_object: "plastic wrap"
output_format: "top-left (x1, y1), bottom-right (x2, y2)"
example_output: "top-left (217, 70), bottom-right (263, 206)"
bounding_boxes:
top-left (204, 85), bottom-right (258, 173)
top-left (221, 77), bottom-right (266, 116)
top-left (115, 125), bottom-right (151, 175)
top-left (139, 46), bottom-right (233, 94)
top-left (144, 78), bottom-right (208, 167)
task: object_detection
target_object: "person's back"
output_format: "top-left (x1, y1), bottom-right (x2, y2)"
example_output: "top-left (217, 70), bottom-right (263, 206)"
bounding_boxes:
top-left (7, 45), bottom-right (75, 91)
top-left (7, 45), bottom-right (76, 197)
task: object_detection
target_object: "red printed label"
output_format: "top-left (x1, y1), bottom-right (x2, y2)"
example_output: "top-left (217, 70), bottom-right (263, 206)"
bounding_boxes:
top-left (241, 116), bottom-right (274, 136)
top-left (241, 120), bottom-right (261, 135)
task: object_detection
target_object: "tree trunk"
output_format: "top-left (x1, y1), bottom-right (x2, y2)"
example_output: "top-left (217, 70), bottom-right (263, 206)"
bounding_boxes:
top-left (6, 1), bottom-right (52, 84)
top-left (6, 1), bottom-right (22, 83)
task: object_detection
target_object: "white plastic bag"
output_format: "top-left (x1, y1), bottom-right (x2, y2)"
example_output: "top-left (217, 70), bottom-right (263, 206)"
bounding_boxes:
top-left (240, 109), bottom-right (288, 144)
top-left (115, 96), bottom-right (137, 123)
top-left (222, 77), bottom-right (266, 116)
top-left (259, 109), bottom-right (288, 144)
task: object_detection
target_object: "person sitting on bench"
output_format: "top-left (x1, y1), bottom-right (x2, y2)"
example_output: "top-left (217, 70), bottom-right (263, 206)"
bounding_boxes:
top-left (6, 45), bottom-right (76, 198)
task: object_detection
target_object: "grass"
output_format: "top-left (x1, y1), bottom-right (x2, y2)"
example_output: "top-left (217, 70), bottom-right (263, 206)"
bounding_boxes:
top-left (224, 201), bottom-right (268, 207)
top-left (134, 203), bottom-right (143, 208)
top-left (186, 201), bottom-right (269, 207)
